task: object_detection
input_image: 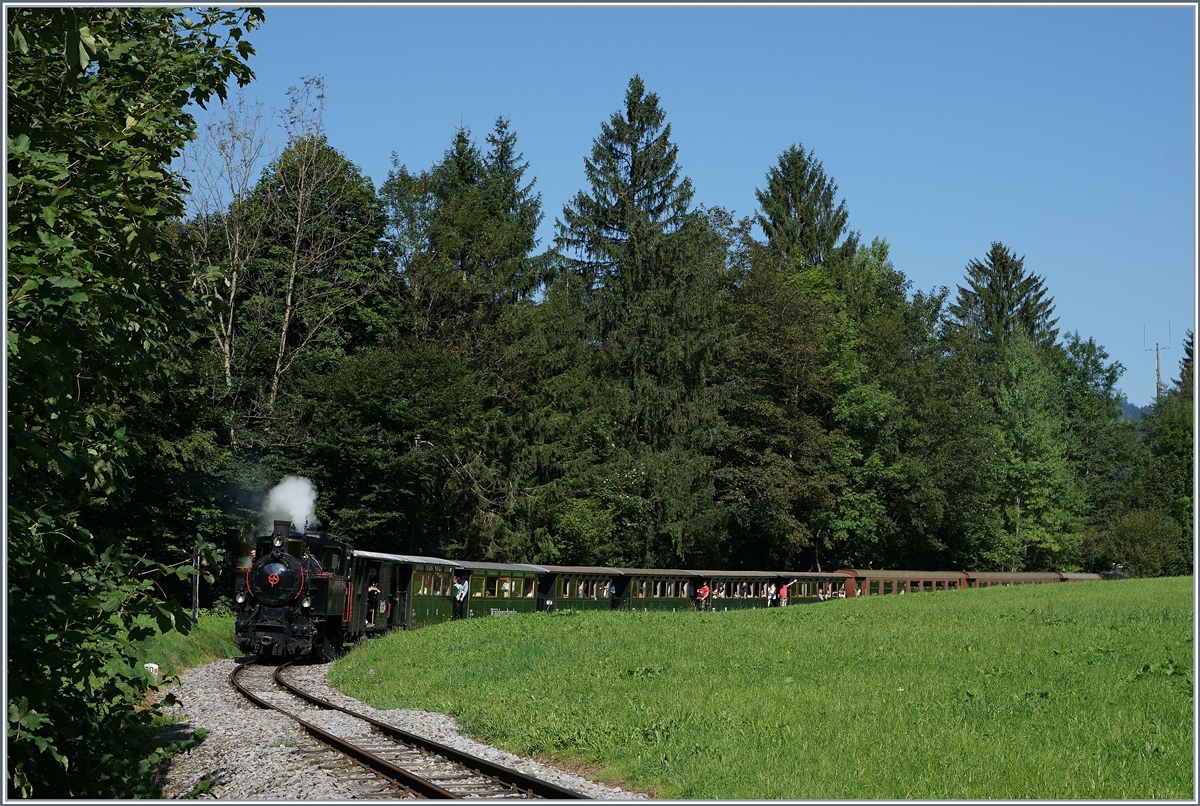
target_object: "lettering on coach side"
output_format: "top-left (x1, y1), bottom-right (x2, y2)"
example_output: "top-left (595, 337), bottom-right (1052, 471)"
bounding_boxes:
top-left (489, 608), bottom-right (518, 616)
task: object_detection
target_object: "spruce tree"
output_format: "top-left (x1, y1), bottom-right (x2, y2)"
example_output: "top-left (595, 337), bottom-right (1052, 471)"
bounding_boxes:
top-left (755, 143), bottom-right (857, 269)
top-left (383, 118), bottom-right (544, 356)
top-left (947, 242), bottom-right (1060, 383)
top-left (377, 120), bottom-right (550, 560)
top-left (554, 75), bottom-right (730, 566)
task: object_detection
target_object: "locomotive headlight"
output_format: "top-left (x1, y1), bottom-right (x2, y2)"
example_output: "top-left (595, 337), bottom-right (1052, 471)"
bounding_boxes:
top-left (301, 597), bottom-right (312, 609)
top-left (273, 536), bottom-right (284, 547)
top-left (235, 592), bottom-right (247, 604)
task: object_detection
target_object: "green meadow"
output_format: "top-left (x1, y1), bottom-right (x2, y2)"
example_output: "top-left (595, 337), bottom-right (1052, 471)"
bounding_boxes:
top-left (329, 578), bottom-right (1194, 799)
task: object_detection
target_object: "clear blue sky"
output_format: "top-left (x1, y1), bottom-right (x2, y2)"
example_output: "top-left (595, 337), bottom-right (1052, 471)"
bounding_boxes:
top-left (207, 4), bottom-right (1196, 408)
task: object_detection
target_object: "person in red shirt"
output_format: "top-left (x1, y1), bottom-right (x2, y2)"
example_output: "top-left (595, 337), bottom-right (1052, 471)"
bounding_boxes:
top-left (696, 580), bottom-right (711, 611)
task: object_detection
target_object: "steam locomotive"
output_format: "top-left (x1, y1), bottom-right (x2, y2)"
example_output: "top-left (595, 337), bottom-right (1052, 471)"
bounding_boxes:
top-left (234, 520), bottom-right (1101, 661)
top-left (234, 520), bottom-right (352, 658)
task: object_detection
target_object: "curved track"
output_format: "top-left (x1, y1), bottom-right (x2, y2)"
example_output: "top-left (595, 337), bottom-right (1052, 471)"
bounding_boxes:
top-left (231, 661), bottom-right (588, 799)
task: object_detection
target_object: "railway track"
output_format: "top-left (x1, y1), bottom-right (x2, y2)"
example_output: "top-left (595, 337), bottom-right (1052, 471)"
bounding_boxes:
top-left (230, 661), bottom-right (589, 799)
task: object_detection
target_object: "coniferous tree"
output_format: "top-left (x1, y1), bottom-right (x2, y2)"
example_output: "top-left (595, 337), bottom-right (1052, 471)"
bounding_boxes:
top-left (716, 224), bottom-right (843, 570)
top-left (383, 119), bottom-right (544, 360)
top-left (1051, 333), bottom-right (1145, 527)
top-left (555, 75), bottom-right (731, 566)
top-left (947, 242), bottom-right (1060, 392)
top-left (371, 120), bottom-right (552, 560)
top-left (755, 143), bottom-right (857, 270)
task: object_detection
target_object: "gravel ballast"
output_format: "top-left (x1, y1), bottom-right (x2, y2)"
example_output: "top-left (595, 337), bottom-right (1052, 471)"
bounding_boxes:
top-left (156, 659), bottom-right (647, 799)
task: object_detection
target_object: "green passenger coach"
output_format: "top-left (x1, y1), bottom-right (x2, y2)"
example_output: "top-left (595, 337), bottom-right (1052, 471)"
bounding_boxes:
top-left (614, 568), bottom-right (699, 611)
top-left (458, 560), bottom-right (542, 618)
top-left (536, 565), bottom-right (622, 612)
top-left (349, 550), bottom-right (457, 631)
top-left (689, 570), bottom-right (779, 610)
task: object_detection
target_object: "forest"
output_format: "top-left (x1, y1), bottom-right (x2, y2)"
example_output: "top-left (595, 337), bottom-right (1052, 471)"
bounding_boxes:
top-left (118, 74), bottom-right (1191, 582)
top-left (5, 8), bottom-right (1193, 797)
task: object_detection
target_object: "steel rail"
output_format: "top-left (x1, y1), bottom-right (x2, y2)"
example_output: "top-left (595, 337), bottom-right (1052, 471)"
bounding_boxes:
top-left (230, 660), bottom-right (458, 799)
top-left (275, 663), bottom-right (590, 800)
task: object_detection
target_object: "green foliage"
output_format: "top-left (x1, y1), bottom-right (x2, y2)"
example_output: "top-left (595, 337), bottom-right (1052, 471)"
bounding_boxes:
top-left (6, 6), bottom-right (261, 797)
top-left (989, 333), bottom-right (1083, 570)
top-left (1052, 332), bottom-right (1146, 525)
top-left (549, 498), bottom-right (617, 565)
top-left (1095, 510), bottom-right (1183, 578)
top-left (1134, 332), bottom-right (1194, 572)
top-left (296, 344), bottom-right (485, 556)
top-left (717, 224), bottom-right (841, 568)
top-left (383, 119), bottom-right (546, 356)
top-left (330, 579), bottom-right (1193, 799)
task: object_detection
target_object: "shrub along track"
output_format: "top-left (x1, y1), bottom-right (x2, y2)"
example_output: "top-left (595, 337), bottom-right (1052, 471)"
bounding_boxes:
top-left (231, 661), bottom-right (589, 799)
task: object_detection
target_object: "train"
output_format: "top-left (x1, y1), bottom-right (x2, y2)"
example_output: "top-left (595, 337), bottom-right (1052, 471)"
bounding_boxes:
top-left (233, 519), bottom-right (1102, 659)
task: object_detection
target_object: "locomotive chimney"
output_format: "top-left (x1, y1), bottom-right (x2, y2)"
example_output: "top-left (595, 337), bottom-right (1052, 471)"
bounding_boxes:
top-left (272, 519), bottom-right (292, 543)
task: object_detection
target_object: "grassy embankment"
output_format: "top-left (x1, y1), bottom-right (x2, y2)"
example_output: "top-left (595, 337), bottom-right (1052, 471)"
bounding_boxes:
top-left (123, 614), bottom-right (240, 683)
top-left (329, 577), bottom-right (1194, 799)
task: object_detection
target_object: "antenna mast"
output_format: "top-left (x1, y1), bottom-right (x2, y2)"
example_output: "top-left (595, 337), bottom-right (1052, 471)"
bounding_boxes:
top-left (1144, 323), bottom-right (1173, 402)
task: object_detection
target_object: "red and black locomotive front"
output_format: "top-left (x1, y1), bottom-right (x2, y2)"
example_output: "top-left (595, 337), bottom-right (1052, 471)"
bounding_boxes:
top-left (234, 520), bottom-right (349, 658)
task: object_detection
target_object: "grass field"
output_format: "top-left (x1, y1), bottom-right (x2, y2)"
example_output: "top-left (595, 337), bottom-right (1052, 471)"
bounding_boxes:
top-left (328, 577), bottom-right (1195, 799)
top-left (127, 614), bottom-right (240, 682)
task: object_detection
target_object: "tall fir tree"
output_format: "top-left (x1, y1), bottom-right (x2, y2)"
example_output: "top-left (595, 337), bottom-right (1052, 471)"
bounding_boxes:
top-left (383, 119), bottom-right (545, 360)
top-left (947, 242), bottom-right (1060, 394)
top-left (554, 76), bottom-right (731, 566)
top-left (371, 119), bottom-right (551, 560)
top-left (755, 143), bottom-right (857, 270)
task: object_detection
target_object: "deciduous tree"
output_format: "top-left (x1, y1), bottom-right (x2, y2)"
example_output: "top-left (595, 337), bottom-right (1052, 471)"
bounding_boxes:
top-left (6, 7), bottom-right (261, 796)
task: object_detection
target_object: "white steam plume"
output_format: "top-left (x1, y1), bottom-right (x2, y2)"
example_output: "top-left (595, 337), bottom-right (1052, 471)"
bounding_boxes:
top-left (261, 476), bottom-right (318, 533)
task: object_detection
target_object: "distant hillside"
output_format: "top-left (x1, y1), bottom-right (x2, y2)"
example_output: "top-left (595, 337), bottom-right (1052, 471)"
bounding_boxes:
top-left (1121, 400), bottom-right (1149, 421)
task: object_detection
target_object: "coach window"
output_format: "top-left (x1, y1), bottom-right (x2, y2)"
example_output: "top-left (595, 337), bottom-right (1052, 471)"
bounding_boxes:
top-left (524, 577), bottom-right (535, 597)
top-left (500, 577), bottom-right (513, 598)
top-left (485, 576), bottom-right (499, 597)
top-left (470, 575), bottom-right (484, 597)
